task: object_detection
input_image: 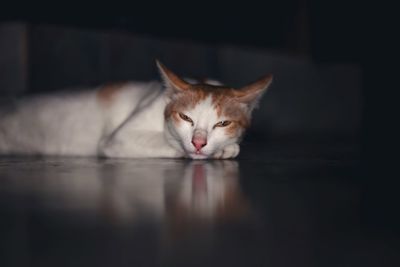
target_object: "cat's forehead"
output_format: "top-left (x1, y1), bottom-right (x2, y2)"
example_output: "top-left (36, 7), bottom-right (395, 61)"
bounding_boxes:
top-left (165, 84), bottom-right (248, 124)
top-left (191, 84), bottom-right (236, 96)
top-left (190, 85), bottom-right (246, 117)
top-left (168, 85), bottom-right (232, 108)
top-left (187, 84), bottom-right (237, 107)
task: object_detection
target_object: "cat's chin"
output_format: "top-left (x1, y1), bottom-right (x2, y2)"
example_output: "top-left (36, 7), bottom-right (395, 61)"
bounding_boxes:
top-left (187, 152), bottom-right (209, 160)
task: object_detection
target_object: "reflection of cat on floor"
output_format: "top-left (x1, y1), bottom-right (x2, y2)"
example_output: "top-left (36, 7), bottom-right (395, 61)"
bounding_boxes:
top-left (0, 159), bottom-right (251, 226)
top-left (101, 160), bottom-right (251, 226)
top-left (165, 161), bottom-right (250, 225)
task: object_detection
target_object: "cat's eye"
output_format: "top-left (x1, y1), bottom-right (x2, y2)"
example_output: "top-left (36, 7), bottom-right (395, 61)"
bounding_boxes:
top-left (214, 120), bottom-right (232, 128)
top-left (178, 112), bottom-right (193, 124)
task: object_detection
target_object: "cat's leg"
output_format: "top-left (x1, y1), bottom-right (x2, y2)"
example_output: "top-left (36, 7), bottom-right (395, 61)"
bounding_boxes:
top-left (99, 130), bottom-right (184, 158)
top-left (212, 143), bottom-right (240, 159)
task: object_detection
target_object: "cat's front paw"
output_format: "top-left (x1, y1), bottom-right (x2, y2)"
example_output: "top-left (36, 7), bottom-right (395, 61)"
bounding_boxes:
top-left (212, 143), bottom-right (240, 159)
top-left (98, 139), bottom-right (122, 158)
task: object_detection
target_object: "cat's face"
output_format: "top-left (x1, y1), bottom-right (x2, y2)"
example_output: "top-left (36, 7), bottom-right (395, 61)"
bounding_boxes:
top-left (158, 61), bottom-right (272, 159)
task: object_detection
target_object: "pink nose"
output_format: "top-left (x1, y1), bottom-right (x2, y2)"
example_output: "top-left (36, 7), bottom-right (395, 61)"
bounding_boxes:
top-left (191, 138), bottom-right (207, 151)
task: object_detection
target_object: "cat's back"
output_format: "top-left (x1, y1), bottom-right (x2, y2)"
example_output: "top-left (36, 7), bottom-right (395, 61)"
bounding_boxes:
top-left (0, 81), bottom-right (164, 155)
top-left (96, 81), bottom-right (165, 131)
top-left (0, 81), bottom-right (163, 120)
top-left (96, 81), bottom-right (163, 111)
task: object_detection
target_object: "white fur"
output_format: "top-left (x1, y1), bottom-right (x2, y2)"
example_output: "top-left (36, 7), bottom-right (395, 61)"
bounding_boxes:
top-left (0, 90), bottom-right (103, 155)
top-left (0, 81), bottom-right (241, 159)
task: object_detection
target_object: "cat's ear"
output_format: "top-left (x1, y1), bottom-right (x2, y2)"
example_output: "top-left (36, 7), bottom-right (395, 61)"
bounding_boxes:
top-left (156, 60), bottom-right (190, 96)
top-left (234, 74), bottom-right (273, 111)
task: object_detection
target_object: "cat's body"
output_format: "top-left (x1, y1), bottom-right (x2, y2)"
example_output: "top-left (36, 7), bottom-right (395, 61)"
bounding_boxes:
top-left (0, 81), bottom-right (174, 157)
top-left (0, 62), bottom-right (272, 159)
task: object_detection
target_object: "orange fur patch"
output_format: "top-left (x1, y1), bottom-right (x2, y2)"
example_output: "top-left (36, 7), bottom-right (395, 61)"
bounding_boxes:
top-left (209, 87), bottom-right (250, 137)
top-left (97, 82), bottom-right (127, 105)
top-left (164, 85), bottom-right (210, 118)
top-left (223, 122), bottom-right (242, 138)
top-left (171, 111), bottom-right (182, 125)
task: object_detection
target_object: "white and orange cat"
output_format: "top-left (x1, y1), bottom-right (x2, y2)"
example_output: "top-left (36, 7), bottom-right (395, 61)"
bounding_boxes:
top-left (0, 61), bottom-right (272, 159)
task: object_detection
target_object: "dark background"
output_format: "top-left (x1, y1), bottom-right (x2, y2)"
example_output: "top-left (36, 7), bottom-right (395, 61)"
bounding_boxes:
top-left (0, 0), bottom-right (398, 228)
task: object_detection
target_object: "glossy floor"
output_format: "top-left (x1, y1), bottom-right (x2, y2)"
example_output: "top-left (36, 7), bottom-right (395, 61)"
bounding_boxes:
top-left (0, 145), bottom-right (398, 267)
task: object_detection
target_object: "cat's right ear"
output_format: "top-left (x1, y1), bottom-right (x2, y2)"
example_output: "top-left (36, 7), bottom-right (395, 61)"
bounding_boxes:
top-left (156, 60), bottom-right (190, 97)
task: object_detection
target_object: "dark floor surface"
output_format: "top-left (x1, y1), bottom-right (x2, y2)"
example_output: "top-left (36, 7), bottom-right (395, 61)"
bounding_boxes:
top-left (0, 143), bottom-right (399, 267)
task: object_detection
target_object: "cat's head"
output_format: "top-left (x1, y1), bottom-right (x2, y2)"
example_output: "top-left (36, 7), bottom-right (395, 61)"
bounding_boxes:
top-left (157, 61), bottom-right (272, 159)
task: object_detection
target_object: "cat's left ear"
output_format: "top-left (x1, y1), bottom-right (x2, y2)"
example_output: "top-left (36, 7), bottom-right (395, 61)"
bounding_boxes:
top-left (156, 60), bottom-right (190, 96)
top-left (234, 74), bottom-right (273, 111)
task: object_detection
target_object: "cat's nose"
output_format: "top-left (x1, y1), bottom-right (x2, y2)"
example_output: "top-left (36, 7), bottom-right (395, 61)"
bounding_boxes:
top-left (192, 129), bottom-right (207, 151)
top-left (191, 138), bottom-right (207, 151)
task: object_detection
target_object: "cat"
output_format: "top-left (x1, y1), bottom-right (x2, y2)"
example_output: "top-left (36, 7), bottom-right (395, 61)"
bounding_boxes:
top-left (0, 61), bottom-right (272, 159)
